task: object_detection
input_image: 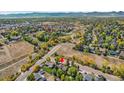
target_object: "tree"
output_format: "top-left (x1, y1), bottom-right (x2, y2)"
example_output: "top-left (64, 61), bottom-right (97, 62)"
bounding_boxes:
top-left (67, 67), bottom-right (77, 77)
top-left (32, 38), bottom-right (39, 46)
top-left (111, 64), bottom-right (118, 75)
top-left (64, 75), bottom-right (74, 81)
top-left (21, 62), bottom-right (33, 72)
top-left (57, 68), bottom-right (64, 78)
top-left (33, 65), bottom-right (40, 73)
top-left (46, 57), bottom-right (51, 61)
top-left (40, 43), bottom-right (48, 50)
top-left (101, 60), bottom-right (110, 73)
top-left (24, 35), bottom-right (32, 42)
top-left (66, 59), bottom-right (70, 66)
top-left (11, 31), bottom-right (19, 36)
top-left (61, 74), bottom-right (65, 81)
top-left (55, 55), bottom-right (62, 62)
top-left (34, 54), bottom-right (40, 62)
top-left (36, 31), bottom-right (49, 42)
top-left (90, 63), bottom-right (98, 69)
top-left (109, 44), bottom-right (115, 50)
top-left (0, 39), bottom-right (4, 46)
top-left (52, 68), bottom-right (57, 76)
top-left (48, 40), bottom-right (56, 47)
top-left (75, 72), bottom-right (83, 81)
top-left (118, 41), bottom-right (124, 49)
top-left (27, 73), bottom-right (35, 81)
top-left (102, 43), bottom-right (109, 48)
top-left (35, 31), bottom-right (45, 41)
top-left (116, 64), bottom-right (124, 79)
top-left (21, 64), bottom-right (29, 72)
top-left (43, 66), bottom-right (52, 74)
top-left (28, 55), bottom-right (32, 62)
top-left (44, 35), bottom-right (49, 42)
top-left (105, 36), bottom-right (112, 43)
top-left (83, 48), bottom-right (90, 53)
top-left (95, 48), bottom-right (101, 55)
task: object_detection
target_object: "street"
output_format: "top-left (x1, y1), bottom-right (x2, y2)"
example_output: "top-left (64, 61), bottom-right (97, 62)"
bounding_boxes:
top-left (16, 44), bottom-right (62, 81)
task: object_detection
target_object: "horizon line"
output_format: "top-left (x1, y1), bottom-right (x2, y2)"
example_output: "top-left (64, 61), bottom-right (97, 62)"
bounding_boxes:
top-left (0, 11), bottom-right (124, 14)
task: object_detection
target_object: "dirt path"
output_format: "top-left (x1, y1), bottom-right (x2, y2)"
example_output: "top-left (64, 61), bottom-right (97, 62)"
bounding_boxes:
top-left (4, 46), bottom-right (12, 59)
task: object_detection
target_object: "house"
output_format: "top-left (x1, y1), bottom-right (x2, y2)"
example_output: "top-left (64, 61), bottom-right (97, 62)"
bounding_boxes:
top-left (39, 70), bottom-right (45, 75)
top-left (119, 51), bottom-right (124, 60)
top-left (37, 77), bottom-right (47, 81)
top-left (11, 35), bottom-right (21, 41)
top-left (55, 78), bottom-right (61, 81)
top-left (56, 64), bottom-right (63, 69)
top-left (59, 58), bottom-right (65, 63)
top-left (95, 75), bottom-right (106, 81)
top-left (83, 73), bottom-right (94, 81)
top-left (34, 72), bottom-right (47, 81)
top-left (108, 50), bottom-right (118, 56)
top-left (41, 77), bottom-right (47, 81)
top-left (62, 66), bottom-right (68, 72)
top-left (99, 48), bottom-right (106, 53)
top-left (99, 48), bottom-right (107, 55)
top-left (89, 47), bottom-right (95, 53)
top-left (34, 73), bottom-right (42, 81)
top-left (39, 64), bottom-right (44, 67)
top-left (45, 62), bottom-right (54, 68)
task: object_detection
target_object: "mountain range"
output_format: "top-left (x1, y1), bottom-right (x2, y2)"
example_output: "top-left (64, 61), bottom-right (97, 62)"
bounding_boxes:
top-left (0, 11), bottom-right (124, 18)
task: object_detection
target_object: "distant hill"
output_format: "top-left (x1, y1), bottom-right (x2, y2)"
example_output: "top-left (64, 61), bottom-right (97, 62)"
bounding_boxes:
top-left (0, 12), bottom-right (124, 18)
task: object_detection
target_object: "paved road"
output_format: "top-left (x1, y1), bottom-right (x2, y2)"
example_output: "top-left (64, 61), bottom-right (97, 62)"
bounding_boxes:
top-left (15, 44), bottom-right (62, 81)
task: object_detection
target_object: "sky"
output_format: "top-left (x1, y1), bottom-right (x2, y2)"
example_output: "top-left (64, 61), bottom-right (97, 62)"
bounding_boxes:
top-left (0, 0), bottom-right (124, 14)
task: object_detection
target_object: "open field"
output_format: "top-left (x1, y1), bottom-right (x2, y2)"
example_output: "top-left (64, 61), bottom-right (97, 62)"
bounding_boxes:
top-left (0, 57), bottom-right (29, 80)
top-left (0, 40), bottom-right (34, 78)
top-left (0, 41), bottom-right (34, 80)
top-left (7, 41), bottom-right (34, 58)
top-left (0, 41), bottom-right (34, 65)
top-left (57, 43), bottom-right (124, 67)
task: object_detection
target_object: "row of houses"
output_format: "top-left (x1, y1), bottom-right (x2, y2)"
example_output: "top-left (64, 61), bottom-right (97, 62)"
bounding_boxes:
top-left (32, 57), bottom-right (107, 81)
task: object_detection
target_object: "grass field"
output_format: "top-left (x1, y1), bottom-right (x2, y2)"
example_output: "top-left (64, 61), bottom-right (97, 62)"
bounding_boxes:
top-left (0, 41), bottom-right (34, 65)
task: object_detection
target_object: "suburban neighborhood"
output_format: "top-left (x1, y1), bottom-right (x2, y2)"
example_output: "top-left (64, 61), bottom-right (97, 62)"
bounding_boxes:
top-left (0, 13), bottom-right (124, 81)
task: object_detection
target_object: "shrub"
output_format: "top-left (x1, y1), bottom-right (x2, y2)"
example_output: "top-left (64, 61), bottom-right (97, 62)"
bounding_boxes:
top-left (116, 64), bottom-right (124, 79)
top-left (52, 68), bottom-right (57, 76)
top-left (46, 57), bottom-right (51, 61)
top-left (64, 75), bottom-right (74, 81)
top-left (75, 72), bottom-right (83, 81)
top-left (0, 39), bottom-right (4, 46)
top-left (67, 66), bottom-right (78, 77)
top-left (61, 74), bottom-right (65, 81)
top-left (33, 65), bottom-right (40, 73)
top-left (27, 73), bottom-right (35, 81)
top-left (43, 66), bottom-right (52, 74)
top-left (56, 68), bottom-right (64, 78)
top-left (21, 64), bottom-right (29, 72)
top-left (21, 62), bottom-right (33, 72)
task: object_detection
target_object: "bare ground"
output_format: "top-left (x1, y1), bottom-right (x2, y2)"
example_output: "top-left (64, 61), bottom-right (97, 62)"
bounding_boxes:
top-left (0, 41), bottom-right (34, 65)
top-left (0, 41), bottom-right (34, 80)
top-left (57, 43), bottom-right (124, 67)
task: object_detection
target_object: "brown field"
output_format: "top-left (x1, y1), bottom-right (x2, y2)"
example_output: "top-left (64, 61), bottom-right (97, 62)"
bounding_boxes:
top-left (57, 43), bottom-right (124, 67)
top-left (0, 41), bottom-right (34, 65)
